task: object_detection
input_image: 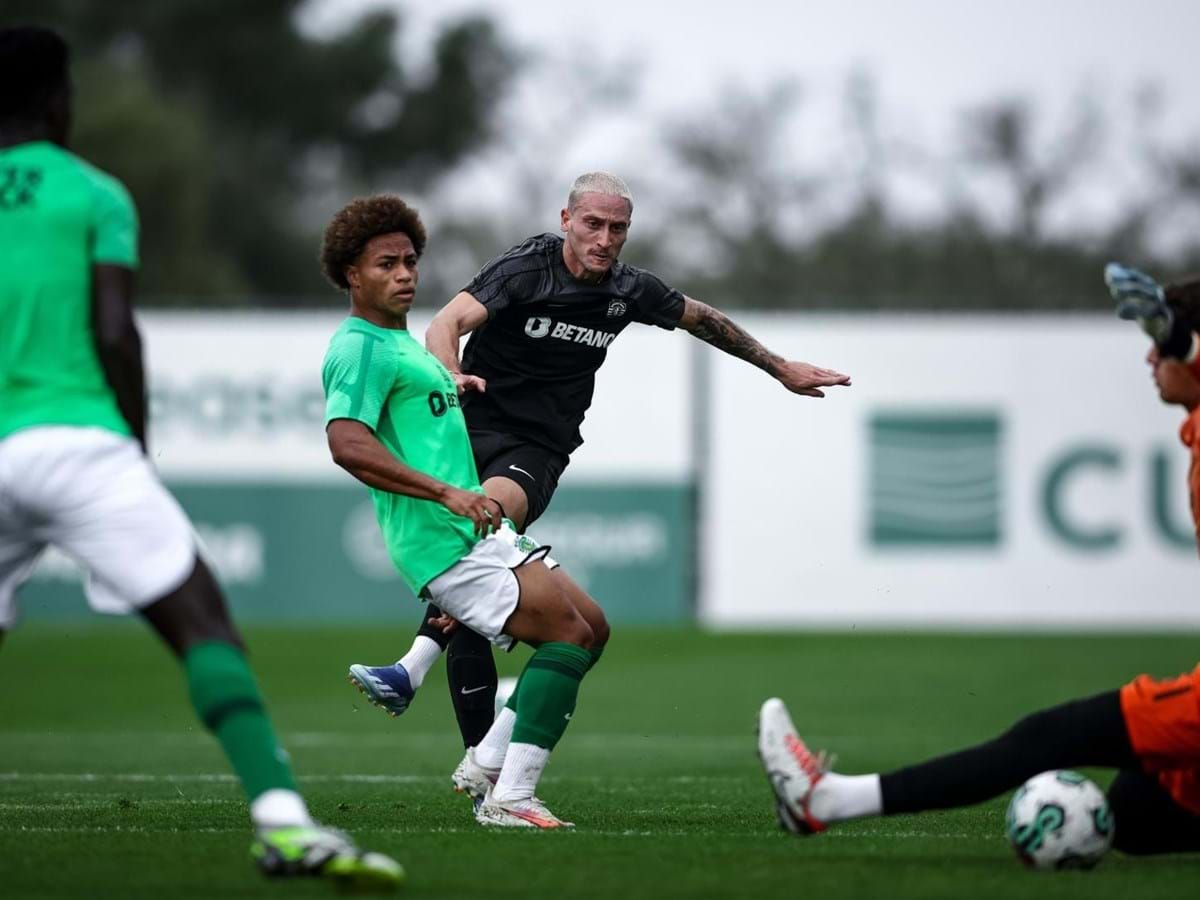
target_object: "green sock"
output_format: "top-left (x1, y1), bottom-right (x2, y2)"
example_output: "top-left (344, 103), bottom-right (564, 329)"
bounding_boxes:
top-left (587, 644), bottom-right (605, 671)
top-left (504, 663), bottom-right (528, 713)
top-left (510, 642), bottom-right (592, 750)
top-left (504, 644), bottom-right (604, 715)
top-left (184, 641), bottom-right (296, 800)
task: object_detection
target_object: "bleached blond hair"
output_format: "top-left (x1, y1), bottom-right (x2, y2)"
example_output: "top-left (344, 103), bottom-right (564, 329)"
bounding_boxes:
top-left (567, 172), bottom-right (633, 214)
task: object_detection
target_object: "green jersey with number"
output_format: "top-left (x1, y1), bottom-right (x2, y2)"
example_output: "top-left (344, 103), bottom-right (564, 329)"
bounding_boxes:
top-left (323, 316), bottom-right (485, 593)
top-left (0, 141), bottom-right (139, 440)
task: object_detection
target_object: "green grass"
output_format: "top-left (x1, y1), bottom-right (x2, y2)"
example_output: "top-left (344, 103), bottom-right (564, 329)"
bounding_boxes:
top-left (2, 624), bottom-right (1199, 899)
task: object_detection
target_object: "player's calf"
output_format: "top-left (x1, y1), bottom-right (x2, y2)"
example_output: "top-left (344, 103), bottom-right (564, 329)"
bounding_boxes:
top-left (452, 561), bottom-right (596, 823)
top-left (138, 557), bottom-right (243, 656)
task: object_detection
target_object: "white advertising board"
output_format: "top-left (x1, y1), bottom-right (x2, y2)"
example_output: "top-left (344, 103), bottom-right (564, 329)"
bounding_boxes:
top-left (139, 311), bottom-right (693, 483)
top-left (700, 314), bottom-right (1200, 629)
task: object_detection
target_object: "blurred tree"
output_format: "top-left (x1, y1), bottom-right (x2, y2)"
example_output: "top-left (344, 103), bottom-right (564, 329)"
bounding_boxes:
top-left (643, 83), bottom-right (825, 302)
top-left (410, 45), bottom-right (647, 304)
top-left (644, 75), bottom-right (1200, 311)
top-left (960, 96), bottom-right (1101, 243)
top-left (7, 0), bottom-right (518, 303)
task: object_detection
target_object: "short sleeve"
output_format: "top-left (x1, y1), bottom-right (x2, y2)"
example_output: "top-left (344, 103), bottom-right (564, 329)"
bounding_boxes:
top-left (632, 270), bottom-right (685, 330)
top-left (323, 329), bottom-right (396, 431)
top-left (462, 236), bottom-right (550, 317)
top-left (90, 176), bottom-right (139, 268)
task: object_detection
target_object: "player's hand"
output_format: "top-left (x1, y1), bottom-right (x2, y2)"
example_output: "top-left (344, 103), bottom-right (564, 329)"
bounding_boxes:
top-left (429, 612), bottom-right (460, 635)
top-left (1105, 262), bottom-right (1173, 344)
top-left (1105, 262), bottom-right (1166, 319)
top-left (774, 360), bottom-right (851, 398)
top-left (453, 373), bottom-right (487, 394)
top-left (443, 488), bottom-right (503, 537)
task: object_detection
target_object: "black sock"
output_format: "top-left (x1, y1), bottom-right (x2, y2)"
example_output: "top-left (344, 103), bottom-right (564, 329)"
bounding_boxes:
top-left (881, 691), bottom-right (1136, 814)
top-left (416, 604), bottom-right (452, 651)
top-left (1108, 769), bottom-right (1200, 855)
top-left (445, 627), bottom-right (498, 748)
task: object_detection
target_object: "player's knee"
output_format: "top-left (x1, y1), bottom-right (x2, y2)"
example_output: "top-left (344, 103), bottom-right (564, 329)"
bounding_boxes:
top-left (590, 613), bottom-right (610, 648)
top-left (556, 608), bottom-right (594, 650)
top-left (142, 558), bottom-right (243, 655)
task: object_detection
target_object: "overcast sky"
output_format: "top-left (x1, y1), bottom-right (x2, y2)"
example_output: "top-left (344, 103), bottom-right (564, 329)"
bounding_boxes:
top-left (306, 0), bottom-right (1200, 240)
top-left (312, 0), bottom-right (1197, 126)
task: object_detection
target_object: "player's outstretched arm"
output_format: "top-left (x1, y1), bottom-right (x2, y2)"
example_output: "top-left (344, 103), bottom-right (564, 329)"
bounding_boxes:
top-left (327, 418), bottom-right (501, 536)
top-left (426, 291), bottom-right (489, 394)
top-left (678, 297), bottom-right (851, 398)
top-left (91, 263), bottom-right (148, 450)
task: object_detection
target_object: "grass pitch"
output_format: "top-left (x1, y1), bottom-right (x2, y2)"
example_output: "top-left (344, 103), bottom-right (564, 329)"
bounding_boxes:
top-left (2, 623), bottom-right (1199, 899)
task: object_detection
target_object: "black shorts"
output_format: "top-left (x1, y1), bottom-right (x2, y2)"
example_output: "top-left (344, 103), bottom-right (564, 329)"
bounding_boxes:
top-left (469, 430), bottom-right (569, 527)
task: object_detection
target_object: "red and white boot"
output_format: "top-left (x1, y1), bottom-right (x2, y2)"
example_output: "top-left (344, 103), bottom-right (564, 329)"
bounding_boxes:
top-left (757, 697), bottom-right (830, 835)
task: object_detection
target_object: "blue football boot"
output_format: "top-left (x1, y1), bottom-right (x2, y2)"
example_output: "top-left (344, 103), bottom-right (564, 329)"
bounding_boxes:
top-left (347, 663), bottom-right (415, 717)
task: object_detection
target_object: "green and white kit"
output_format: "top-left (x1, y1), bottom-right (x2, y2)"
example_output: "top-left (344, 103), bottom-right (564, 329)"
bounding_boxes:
top-left (322, 317), bottom-right (556, 642)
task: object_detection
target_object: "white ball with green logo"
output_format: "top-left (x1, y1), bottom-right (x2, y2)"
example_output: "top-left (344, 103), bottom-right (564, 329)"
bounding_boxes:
top-left (1005, 770), bottom-right (1113, 870)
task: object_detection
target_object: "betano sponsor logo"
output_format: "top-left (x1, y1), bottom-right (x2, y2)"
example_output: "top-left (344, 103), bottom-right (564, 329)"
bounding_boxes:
top-left (523, 317), bottom-right (616, 349)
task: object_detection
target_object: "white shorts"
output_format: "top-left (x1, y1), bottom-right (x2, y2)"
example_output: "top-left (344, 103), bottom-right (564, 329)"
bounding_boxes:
top-left (0, 427), bottom-right (197, 629)
top-left (422, 524), bottom-right (558, 652)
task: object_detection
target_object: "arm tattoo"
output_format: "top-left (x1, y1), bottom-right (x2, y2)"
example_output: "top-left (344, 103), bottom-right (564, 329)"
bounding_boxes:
top-left (688, 304), bottom-right (782, 375)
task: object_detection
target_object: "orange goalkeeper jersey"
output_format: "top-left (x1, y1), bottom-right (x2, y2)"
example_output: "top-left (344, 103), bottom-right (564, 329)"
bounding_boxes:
top-left (1179, 405), bottom-right (1200, 551)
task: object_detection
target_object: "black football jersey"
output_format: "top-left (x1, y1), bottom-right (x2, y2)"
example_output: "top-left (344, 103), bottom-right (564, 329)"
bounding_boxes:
top-left (459, 233), bottom-right (685, 454)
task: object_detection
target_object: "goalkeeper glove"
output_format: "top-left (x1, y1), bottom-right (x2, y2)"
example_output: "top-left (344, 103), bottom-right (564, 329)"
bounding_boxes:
top-left (1105, 262), bottom-right (1173, 343)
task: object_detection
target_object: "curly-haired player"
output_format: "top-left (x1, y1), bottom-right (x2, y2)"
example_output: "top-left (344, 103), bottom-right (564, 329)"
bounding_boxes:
top-left (344, 173), bottom-right (853, 807)
top-left (321, 194), bottom-right (610, 828)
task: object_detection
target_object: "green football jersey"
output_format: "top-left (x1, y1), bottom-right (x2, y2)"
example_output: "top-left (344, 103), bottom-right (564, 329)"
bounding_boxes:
top-left (0, 141), bottom-right (139, 440)
top-left (323, 317), bottom-right (485, 593)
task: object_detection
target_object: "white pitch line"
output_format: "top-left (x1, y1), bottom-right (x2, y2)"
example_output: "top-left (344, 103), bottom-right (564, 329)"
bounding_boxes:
top-left (0, 799), bottom-right (233, 809)
top-left (0, 826), bottom-right (693, 837)
top-left (0, 772), bottom-right (746, 785)
top-left (0, 824), bottom-right (997, 840)
top-left (0, 773), bottom-right (432, 784)
top-left (0, 731), bottom-right (905, 748)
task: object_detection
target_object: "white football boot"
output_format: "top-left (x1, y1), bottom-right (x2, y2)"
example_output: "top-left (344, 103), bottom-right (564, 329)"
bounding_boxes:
top-left (757, 697), bottom-right (829, 835)
top-left (452, 747), bottom-right (499, 810)
top-left (474, 787), bottom-right (574, 829)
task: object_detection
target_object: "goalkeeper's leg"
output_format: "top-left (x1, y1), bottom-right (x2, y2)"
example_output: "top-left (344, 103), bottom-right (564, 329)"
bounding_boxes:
top-left (878, 692), bottom-right (1135, 815)
top-left (759, 692), bottom-right (1138, 833)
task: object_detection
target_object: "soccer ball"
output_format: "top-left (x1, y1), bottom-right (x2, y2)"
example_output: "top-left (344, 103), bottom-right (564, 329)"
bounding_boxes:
top-left (1005, 770), bottom-right (1114, 870)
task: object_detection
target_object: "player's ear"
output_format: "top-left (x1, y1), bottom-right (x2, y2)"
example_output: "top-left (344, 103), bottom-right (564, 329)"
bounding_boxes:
top-left (345, 265), bottom-right (360, 291)
top-left (560, 207), bottom-right (570, 233)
